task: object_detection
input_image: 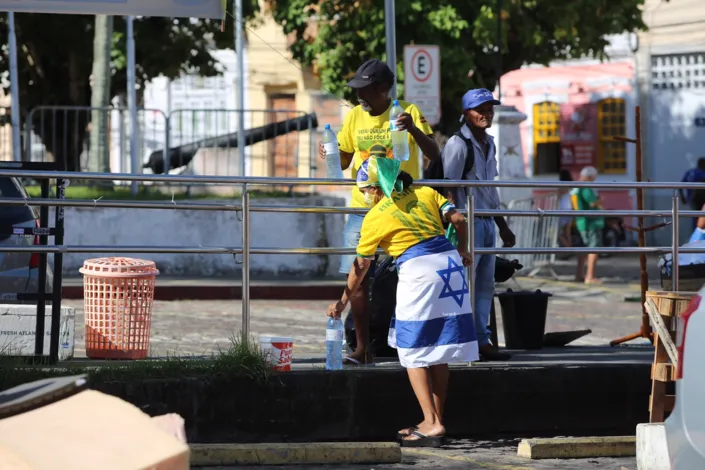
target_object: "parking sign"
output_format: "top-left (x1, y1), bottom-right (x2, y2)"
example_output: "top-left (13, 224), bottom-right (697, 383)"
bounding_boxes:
top-left (403, 45), bottom-right (441, 126)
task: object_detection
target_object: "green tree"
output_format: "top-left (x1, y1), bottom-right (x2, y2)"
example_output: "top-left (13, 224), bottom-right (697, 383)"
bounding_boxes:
top-left (269, 0), bottom-right (645, 134)
top-left (0, 7), bottom-right (258, 170)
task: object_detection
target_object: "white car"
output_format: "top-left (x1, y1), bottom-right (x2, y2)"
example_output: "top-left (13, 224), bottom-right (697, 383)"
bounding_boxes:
top-left (666, 287), bottom-right (705, 468)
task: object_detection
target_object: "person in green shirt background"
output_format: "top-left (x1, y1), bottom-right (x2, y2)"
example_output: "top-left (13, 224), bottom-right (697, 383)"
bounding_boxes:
top-left (570, 166), bottom-right (604, 285)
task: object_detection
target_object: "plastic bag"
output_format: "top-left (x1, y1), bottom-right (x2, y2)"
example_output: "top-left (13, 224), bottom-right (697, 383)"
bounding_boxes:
top-left (660, 239), bottom-right (705, 276)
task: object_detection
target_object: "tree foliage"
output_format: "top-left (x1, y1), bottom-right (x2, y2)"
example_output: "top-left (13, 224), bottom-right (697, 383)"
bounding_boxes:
top-left (269, 0), bottom-right (646, 134)
top-left (0, 7), bottom-right (258, 168)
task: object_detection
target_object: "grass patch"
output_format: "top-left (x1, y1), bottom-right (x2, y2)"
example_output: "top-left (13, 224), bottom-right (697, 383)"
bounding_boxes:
top-left (24, 185), bottom-right (311, 201)
top-left (0, 334), bottom-right (272, 391)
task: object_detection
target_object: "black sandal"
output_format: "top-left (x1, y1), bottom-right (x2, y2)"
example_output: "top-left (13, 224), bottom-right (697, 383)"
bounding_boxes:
top-left (396, 426), bottom-right (418, 441)
top-left (399, 430), bottom-right (444, 448)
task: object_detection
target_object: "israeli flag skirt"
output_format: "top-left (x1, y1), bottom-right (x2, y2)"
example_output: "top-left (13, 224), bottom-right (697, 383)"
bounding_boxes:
top-left (388, 236), bottom-right (479, 368)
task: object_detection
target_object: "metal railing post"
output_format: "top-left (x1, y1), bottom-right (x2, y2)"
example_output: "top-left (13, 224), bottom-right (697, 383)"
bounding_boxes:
top-left (672, 190), bottom-right (680, 292)
top-left (241, 183), bottom-right (251, 338)
top-left (164, 111), bottom-right (171, 177)
top-left (467, 193), bottom-right (476, 316)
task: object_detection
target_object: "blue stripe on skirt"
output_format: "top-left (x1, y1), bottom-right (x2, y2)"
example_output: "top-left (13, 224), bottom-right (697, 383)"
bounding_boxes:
top-left (396, 235), bottom-right (455, 267)
top-left (390, 313), bottom-right (475, 349)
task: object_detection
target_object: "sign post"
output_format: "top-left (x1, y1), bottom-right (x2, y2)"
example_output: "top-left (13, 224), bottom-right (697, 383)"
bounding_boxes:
top-left (403, 45), bottom-right (441, 126)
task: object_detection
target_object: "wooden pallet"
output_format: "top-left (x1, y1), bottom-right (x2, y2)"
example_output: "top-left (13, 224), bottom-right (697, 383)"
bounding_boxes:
top-left (646, 290), bottom-right (696, 423)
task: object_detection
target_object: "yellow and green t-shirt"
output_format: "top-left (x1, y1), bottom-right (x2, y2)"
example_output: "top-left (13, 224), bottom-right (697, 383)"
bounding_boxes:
top-left (357, 186), bottom-right (451, 259)
top-left (337, 100), bottom-right (434, 208)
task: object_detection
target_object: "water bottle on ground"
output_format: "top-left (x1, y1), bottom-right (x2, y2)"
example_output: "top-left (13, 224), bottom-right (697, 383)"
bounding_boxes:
top-left (325, 316), bottom-right (344, 370)
top-left (389, 100), bottom-right (409, 162)
top-left (322, 124), bottom-right (344, 179)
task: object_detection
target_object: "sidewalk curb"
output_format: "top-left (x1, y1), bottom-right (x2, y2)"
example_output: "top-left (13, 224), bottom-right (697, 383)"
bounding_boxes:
top-left (189, 442), bottom-right (402, 466)
top-left (517, 436), bottom-right (636, 459)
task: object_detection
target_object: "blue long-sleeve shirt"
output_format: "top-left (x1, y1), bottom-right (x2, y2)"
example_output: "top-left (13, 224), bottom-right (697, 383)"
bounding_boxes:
top-left (681, 168), bottom-right (705, 203)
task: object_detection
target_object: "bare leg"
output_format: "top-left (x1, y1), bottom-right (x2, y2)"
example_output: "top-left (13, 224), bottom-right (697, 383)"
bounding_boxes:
top-left (400, 366), bottom-right (446, 440)
top-left (585, 253), bottom-right (600, 283)
top-left (429, 364), bottom-right (449, 421)
top-left (347, 277), bottom-right (373, 364)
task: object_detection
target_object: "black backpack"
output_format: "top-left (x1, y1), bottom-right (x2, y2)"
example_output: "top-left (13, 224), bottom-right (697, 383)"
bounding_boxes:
top-left (424, 130), bottom-right (475, 196)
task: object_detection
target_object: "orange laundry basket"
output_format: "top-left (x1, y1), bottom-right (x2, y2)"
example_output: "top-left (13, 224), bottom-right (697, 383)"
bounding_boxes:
top-left (79, 257), bottom-right (159, 359)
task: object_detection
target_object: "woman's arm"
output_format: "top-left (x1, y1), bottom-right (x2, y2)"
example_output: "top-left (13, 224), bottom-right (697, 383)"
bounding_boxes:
top-left (447, 209), bottom-right (468, 251)
top-left (341, 258), bottom-right (372, 306)
top-left (327, 257), bottom-right (372, 319)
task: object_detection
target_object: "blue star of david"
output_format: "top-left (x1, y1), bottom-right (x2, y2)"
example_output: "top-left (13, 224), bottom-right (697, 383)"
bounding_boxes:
top-left (436, 256), bottom-right (468, 308)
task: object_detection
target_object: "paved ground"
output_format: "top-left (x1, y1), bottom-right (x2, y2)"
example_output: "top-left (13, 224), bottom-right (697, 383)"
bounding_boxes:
top-left (65, 268), bottom-right (654, 358)
top-left (195, 439), bottom-right (636, 470)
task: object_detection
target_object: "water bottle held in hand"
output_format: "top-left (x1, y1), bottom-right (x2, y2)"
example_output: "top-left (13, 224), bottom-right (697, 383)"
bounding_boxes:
top-left (322, 124), bottom-right (344, 179)
top-left (389, 100), bottom-right (409, 162)
top-left (325, 316), bottom-right (344, 370)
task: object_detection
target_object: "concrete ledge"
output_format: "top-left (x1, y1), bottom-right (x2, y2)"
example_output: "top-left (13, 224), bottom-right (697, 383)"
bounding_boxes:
top-left (636, 423), bottom-right (670, 470)
top-left (189, 442), bottom-right (402, 466)
top-left (517, 436), bottom-right (636, 459)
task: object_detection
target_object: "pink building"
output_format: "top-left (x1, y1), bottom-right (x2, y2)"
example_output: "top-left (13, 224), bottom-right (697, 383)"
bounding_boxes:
top-left (499, 61), bottom-right (636, 213)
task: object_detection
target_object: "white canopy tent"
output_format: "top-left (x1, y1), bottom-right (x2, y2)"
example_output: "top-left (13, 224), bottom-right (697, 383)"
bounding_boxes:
top-left (0, 0), bottom-right (247, 190)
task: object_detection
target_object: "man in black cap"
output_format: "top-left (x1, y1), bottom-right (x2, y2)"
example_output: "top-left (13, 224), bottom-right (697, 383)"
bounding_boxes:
top-left (319, 58), bottom-right (440, 365)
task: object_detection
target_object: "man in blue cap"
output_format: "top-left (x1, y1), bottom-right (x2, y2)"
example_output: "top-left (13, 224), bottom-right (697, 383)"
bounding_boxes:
top-left (441, 88), bottom-right (515, 361)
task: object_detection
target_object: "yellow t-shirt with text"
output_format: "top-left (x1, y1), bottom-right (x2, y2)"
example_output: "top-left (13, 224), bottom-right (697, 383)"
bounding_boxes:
top-left (357, 186), bottom-right (451, 259)
top-left (337, 100), bottom-right (434, 208)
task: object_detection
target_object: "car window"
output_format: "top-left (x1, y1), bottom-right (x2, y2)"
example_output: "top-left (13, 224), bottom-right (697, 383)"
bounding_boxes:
top-left (0, 177), bottom-right (39, 222)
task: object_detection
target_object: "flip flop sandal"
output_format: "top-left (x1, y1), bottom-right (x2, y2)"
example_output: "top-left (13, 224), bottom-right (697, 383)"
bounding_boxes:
top-left (342, 356), bottom-right (375, 367)
top-left (400, 430), bottom-right (444, 448)
top-left (396, 426), bottom-right (418, 441)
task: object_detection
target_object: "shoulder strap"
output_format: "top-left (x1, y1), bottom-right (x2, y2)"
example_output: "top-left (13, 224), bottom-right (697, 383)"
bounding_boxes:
top-left (453, 131), bottom-right (475, 176)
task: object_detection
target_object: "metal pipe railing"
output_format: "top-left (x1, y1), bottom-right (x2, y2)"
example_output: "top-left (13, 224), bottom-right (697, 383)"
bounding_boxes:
top-left (0, 169), bottom-right (700, 338)
top-left (0, 196), bottom-right (702, 219)
top-left (1, 167), bottom-right (705, 190)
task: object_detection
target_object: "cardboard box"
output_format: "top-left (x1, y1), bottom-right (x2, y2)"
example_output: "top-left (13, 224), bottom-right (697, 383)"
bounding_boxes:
top-left (0, 390), bottom-right (189, 469)
top-left (0, 305), bottom-right (75, 359)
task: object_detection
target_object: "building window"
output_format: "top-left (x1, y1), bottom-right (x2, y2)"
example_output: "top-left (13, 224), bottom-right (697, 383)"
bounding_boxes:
top-left (651, 53), bottom-right (705, 90)
top-left (533, 101), bottom-right (561, 174)
top-left (597, 98), bottom-right (627, 174)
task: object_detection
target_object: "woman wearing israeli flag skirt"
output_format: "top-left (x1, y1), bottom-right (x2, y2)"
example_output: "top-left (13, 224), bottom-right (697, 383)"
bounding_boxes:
top-left (327, 156), bottom-right (479, 447)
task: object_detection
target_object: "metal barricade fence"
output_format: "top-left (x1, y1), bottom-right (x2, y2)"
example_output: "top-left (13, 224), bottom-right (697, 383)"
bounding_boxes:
top-left (0, 169), bottom-right (700, 361)
top-left (504, 193), bottom-right (560, 278)
top-left (20, 106), bottom-right (319, 191)
top-left (165, 109), bottom-right (317, 191)
top-left (23, 106), bottom-right (169, 180)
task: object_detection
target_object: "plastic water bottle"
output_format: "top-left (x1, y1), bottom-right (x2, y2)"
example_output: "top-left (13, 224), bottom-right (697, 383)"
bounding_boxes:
top-left (322, 124), bottom-right (344, 179)
top-left (325, 316), bottom-right (344, 370)
top-left (389, 100), bottom-right (409, 162)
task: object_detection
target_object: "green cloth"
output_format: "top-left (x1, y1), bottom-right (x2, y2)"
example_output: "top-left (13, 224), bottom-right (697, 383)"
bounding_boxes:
top-left (356, 157), bottom-right (403, 198)
top-left (571, 187), bottom-right (605, 232)
top-left (446, 224), bottom-right (458, 248)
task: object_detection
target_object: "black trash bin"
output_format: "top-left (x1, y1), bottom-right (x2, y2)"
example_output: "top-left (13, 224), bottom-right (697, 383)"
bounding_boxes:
top-left (497, 289), bottom-right (552, 349)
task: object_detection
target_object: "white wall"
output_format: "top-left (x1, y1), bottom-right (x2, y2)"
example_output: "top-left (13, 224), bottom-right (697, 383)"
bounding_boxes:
top-left (61, 196), bottom-right (346, 278)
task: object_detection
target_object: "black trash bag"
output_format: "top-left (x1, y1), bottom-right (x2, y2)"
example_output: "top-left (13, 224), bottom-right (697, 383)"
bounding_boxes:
top-left (344, 256), bottom-right (399, 358)
top-left (495, 257), bottom-right (523, 283)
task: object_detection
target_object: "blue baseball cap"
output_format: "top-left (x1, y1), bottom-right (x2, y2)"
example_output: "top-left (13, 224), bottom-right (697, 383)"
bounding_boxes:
top-left (461, 88), bottom-right (501, 111)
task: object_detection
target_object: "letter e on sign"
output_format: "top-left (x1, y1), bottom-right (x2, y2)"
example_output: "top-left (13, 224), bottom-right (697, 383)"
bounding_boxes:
top-left (403, 45), bottom-right (441, 126)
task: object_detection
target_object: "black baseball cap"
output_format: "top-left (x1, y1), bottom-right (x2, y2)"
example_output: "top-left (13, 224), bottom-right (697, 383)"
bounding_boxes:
top-left (346, 59), bottom-right (395, 89)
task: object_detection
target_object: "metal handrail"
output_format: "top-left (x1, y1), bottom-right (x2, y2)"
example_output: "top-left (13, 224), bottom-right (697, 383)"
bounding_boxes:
top-left (0, 196), bottom-right (702, 219)
top-left (1, 167), bottom-right (705, 190)
top-left (0, 168), bottom-right (698, 338)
